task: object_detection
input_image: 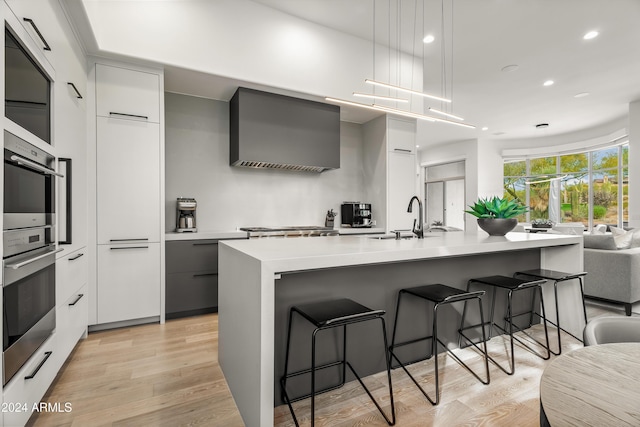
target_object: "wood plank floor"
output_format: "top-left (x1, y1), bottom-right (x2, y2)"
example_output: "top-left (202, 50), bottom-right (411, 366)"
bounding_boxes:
top-left (28, 301), bottom-right (633, 427)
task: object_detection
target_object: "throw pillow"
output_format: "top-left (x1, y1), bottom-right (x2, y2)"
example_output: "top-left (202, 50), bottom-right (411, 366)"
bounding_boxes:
top-left (631, 229), bottom-right (640, 248)
top-left (610, 226), bottom-right (634, 249)
top-left (583, 234), bottom-right (617, 250)
top-left (591, 224), bottom-right (607, 235)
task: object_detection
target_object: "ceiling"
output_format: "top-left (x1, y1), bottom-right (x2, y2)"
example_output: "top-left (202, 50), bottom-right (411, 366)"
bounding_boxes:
top-left (70, 0), bottom-right (640, 148)
top-left (245, 0), bottom-right (640, 146)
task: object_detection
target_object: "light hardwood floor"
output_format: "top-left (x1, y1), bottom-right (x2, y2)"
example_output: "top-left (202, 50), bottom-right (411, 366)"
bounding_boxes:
top-left (28, 302), bottom-right (633, 427)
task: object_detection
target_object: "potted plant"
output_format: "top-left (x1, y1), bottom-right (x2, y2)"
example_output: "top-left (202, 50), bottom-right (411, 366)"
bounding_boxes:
top-left (532, 218), bottom-right (554, 229)
top-left (465, 196), bottom-right (528, 236)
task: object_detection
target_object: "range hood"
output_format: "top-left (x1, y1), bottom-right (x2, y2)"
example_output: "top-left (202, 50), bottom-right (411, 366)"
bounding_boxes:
top-left (230, 87), bottom-right (340, 172)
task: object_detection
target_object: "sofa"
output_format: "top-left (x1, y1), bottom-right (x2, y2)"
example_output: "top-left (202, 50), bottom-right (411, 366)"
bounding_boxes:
top-left (583, 231), bottom-right (640, 316)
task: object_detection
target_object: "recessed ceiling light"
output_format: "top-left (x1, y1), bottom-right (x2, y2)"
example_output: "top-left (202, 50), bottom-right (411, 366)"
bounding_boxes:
top-left (423, 35), bottom-right (435, 44)
top-left (543, 80), bottom-right (554, 87)
top-left (501, 64), bottom-right (519, 73)
top-left (416, 144), bottom-right (420, 148)
top-left (536, 123), bottom-right (549, 129)
top-left (481, 127), bottom-right (489, 131)
top-left (574, 92), bottom-right (590, 98)
top-left (584, 30), bottom-right (599, 40)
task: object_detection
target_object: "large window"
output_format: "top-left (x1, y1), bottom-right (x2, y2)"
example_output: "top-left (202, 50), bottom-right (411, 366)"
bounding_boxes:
top-left (503, 144), bottom-right (628, 229)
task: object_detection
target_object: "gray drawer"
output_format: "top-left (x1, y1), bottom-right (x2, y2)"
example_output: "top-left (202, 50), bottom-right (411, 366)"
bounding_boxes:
top-left (166, 272), bottom-right (218, 314)
top-left (166, 240), bottom-right (219, 274)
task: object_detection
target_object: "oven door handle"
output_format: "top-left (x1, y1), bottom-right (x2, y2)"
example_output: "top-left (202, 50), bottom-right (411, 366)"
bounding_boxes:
top-left (5, 248), bottom-right (63, 270)
top-left (9, 155), bottom-right (64, 178)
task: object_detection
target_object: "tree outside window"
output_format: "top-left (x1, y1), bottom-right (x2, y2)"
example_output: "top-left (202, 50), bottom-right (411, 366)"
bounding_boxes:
top-left (503, 144), bottom-right (628, 229)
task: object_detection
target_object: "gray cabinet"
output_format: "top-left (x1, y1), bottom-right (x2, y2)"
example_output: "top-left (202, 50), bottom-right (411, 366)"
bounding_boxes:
top-left (165, 239), bottom-right (244, 318)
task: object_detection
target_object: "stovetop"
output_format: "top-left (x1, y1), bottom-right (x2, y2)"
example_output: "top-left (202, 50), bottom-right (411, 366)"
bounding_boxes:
top-left (240, 226), bottom-right (338, 237)
top-left (240, 226), bottom-right (333, 232)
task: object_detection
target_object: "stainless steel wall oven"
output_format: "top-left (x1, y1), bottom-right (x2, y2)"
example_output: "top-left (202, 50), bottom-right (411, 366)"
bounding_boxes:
top-left (3, 247), bottom-right (57, 385)
top-left (4, 131), bottom-right (58, 230)
top-left (3, 132), bottom-right (61, 386)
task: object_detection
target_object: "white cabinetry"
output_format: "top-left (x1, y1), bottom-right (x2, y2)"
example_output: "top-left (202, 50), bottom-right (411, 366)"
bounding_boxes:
top-left (96, 64), bottom-right (161, 123)
top-left (96, 118), bottom-right (161, 243)
top-left (55, 249), bottom-right (88, 364)
top-left (4, 0), bottom-right (56, 70)
top-left (2, 336), bottom-right (60, 427)
top-left (97, 244), bottom-right (161, 323)
top-left (363, 115), bottom-right (418, 233)
top-left (91, 62), bottom-right (164, 327)
top-left (388, 151), bottom-right (417, 231)
top-left (2, 1), bottom-right (88, 424)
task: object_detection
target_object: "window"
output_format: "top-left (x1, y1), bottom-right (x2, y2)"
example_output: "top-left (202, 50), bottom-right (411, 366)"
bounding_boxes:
top-left (503, 143), bottom-right (629, 229)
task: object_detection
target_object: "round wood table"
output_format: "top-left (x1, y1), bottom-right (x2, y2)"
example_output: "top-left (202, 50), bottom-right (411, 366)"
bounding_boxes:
top-left (540, 343), bottom-right (640, 426)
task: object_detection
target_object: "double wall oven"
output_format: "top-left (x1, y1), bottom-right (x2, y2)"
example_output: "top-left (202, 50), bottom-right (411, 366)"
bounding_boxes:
top-left (3, 131), bottom-right (62, 386)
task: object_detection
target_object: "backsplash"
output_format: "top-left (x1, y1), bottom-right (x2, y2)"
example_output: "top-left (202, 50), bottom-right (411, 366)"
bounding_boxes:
top-left (164, 92), bottom-right (367, 231)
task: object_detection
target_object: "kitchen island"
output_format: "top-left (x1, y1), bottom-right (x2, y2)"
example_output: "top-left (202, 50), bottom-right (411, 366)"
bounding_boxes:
top-left (218, 232), bottom-right (584, 427)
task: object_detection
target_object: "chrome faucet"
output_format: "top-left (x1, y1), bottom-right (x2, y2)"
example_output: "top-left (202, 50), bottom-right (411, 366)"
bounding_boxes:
top-left (407, 196), bottom-right (424, 239)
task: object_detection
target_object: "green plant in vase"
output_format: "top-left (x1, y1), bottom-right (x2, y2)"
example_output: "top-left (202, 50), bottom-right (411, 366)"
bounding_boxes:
top-left (465, 196), bottom-right (528, 236)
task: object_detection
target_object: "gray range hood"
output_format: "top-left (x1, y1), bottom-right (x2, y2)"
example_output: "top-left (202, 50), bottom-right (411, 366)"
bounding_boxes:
top-left (230, 87), bottom-right (340, 172)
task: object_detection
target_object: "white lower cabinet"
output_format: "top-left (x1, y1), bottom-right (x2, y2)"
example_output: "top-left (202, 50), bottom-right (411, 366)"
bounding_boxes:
top-left (2, 335), bottom-right (61, 427)
top-left (56, 284), bottom-right (88, 361)
top-left (97, 243), bottom-right (161, 324)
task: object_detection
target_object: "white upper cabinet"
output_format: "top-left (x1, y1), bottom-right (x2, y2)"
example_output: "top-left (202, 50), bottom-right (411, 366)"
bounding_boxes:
top-left (96, 117), bottom-right (161, 244)
top-left (5, 0), bottom-right (61, 71)
top-left (387, 117), bottom-right (416, 154)
top-left (96, 64), bottom-right (161, 123)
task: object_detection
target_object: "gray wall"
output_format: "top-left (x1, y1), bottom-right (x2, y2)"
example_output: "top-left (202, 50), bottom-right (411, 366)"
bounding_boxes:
top-left (165, 92), bottom-right (367, 231)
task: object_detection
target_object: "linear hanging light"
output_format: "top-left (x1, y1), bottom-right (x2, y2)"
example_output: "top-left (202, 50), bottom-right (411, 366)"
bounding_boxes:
top-left (327, 97), bottom-right (475, 129)
top-left (428, 107), bottom-right (464, 121)
top-left (352, 92), bottom-right (409, 103)
top-left (365, 79), bottom-right (451, 103)
top-left (325, 97), bottom-right (434, 122)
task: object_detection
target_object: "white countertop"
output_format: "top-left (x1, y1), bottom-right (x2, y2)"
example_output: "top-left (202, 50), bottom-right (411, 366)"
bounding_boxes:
top-left (165, 230), bottom-right (248, 241)
top-left (220, 231), bottom-right (583, 273)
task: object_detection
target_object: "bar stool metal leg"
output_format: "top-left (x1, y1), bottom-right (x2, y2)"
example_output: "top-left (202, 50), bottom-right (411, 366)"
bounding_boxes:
top-left (460, 277), bottom-right (550, 376)
top-left (281, 302), bottom-right (395, 427)
top-left (514, 270), bottom-right (589, 355)
top-left (390, 287), bottom-right (490, 406)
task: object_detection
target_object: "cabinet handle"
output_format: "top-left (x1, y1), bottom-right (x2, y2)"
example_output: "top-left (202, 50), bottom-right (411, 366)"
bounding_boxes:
top-left (110, 238), bottom-right (149, 242)
top-left (24, 351), bottom-right (53, 380)
top-left (23, 18), bottom-right (51, 51)
top-left (69, 253), bottom-right (84, 261)
top-left (393, 148), bottom-right (412, 153)
top-left (109, 112), bottom-right (148, 120)
top-left (193, 242), bottom-right (218, 246)
top-left (110, 246), bottom-right (149, 250)
top-left (58, 158), bottom-right (72, 245)
top-left (193, 273), bottom-right (217, 278)
top-left (68, 294), bottom-right (84, 306)
top-left (10, 155), bottom-right (64, 177)
top-left (67, 82), bottom-right (83, 99)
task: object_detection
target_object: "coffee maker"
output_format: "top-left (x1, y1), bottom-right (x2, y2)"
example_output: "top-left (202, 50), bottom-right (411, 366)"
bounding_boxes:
top-left (176, 197), bottom-right (197, 232)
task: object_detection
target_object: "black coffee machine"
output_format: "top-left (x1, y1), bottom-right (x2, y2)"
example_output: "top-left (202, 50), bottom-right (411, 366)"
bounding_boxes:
top-left (341, 202), bottom-right (372, 227)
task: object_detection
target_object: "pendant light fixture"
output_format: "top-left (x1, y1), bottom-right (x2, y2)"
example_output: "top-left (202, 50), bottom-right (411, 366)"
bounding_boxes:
top-left (328, 0), bottom-right (474, 129)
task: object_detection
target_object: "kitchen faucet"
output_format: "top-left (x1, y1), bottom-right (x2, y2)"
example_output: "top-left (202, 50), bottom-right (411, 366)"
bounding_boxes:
top-left (407, 196), bottom-right (424, 239)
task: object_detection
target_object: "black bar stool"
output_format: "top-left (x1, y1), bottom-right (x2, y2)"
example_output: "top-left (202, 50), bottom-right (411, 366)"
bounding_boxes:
top-left (459, 275), bottom-right (550, 375)
top-left (389, 284), bottom-right (490, 405)
top-left (513, 269), bottom-right (588, 354)
top-left (280, 298), bottom-right (395, 427)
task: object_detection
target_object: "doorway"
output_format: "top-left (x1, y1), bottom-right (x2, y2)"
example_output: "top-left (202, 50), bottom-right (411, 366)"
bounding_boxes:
top-left (424, 161), bottom-right (465, 230)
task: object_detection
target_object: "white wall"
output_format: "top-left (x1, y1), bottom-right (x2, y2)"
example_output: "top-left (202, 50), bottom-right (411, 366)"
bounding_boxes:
top-left (164, 92), bottom-right (367, 231)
